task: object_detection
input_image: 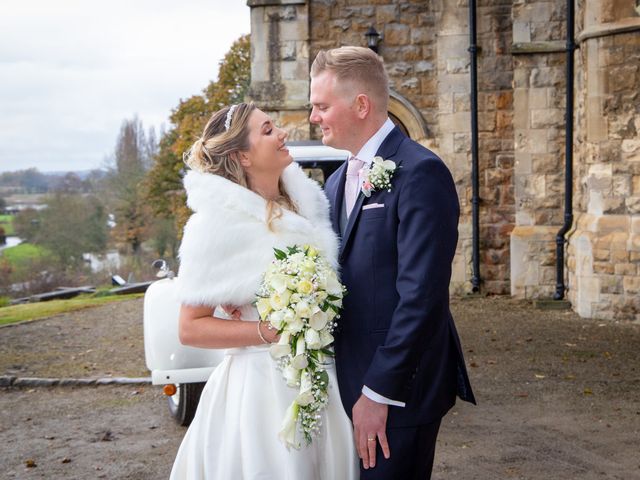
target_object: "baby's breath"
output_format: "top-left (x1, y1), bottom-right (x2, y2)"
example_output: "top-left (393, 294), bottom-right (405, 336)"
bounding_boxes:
top-left (255, 245), bottom-right (346, 449)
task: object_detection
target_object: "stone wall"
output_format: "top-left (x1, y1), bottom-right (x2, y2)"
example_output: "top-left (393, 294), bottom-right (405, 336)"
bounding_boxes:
top-left (567, 0), bottom-right (640, 321)
top-left (307, 0), bottom-right (517, 294)
top-left (246, 0), bottom-right (640, 320)
top-left (246, 0), bottom-right (312, 140)
top-left (510, 1), bottom-right (567, 299)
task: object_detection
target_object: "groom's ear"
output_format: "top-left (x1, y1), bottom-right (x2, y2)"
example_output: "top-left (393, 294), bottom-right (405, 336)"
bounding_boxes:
top-left (355, 94), bottom-right (372, 119)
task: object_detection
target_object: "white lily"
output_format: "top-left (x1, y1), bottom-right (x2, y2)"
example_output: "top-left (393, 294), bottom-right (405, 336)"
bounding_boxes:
top-left (325, 273), bottom-right (343, 296)
top-left (291, 336), bottom-right (308, 369)
top-left (269, 273), bottom-right (291, 294)
top-left (256, 297), bottom-right (272, 319)
top-left (304, 328), bottom-right (322, 349)
top-left (278, 402), bottom-right (300, 450)
top-left (269, 331), bottom-right (291, 358)
top-left (283, 364), bottom-right (301, 387)
top-left (309, 309), bottom-right (328, 330)
top-left (268, 310), bottom-right (285, 330)
top-left (319, 330), bottom-right (334, 348)
top-left (295, 300), bottom-right (312, 319)
top-left (288, 314), bottom-right (304, 334)
top-left (296, 370), bottom-right (314, 406)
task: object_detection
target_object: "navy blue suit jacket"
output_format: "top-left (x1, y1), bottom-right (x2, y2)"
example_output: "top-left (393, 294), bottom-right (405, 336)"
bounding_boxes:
top-left (325, 127), bottom-right (476, 428)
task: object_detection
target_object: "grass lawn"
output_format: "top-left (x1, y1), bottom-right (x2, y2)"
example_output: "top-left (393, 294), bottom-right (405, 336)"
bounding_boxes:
top-left (0, 214), bottom-right (14, 236)
top-left (1, 243), bottom-right (52, 270)
top-left (0, 293), bottom-right (143, 326)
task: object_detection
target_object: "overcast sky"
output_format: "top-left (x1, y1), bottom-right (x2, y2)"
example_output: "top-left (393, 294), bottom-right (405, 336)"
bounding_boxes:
top-left (0, 0), bottom-right (250, 173)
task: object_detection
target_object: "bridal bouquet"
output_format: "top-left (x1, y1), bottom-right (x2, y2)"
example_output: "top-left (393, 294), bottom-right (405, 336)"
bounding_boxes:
top-left (256, 245), bottom-right (345, 449)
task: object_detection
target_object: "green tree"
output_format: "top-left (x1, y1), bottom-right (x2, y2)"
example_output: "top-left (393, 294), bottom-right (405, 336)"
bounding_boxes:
top-left (144, 35), bottom-right (251, 245)
top-left (13, 208), bottom-right (41, 243)
top-left (41, 193), bottom-right (108, 266)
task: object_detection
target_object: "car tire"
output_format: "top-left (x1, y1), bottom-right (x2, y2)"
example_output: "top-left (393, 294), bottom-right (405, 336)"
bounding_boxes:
top-left (167, 382), bottom-right (205, 426)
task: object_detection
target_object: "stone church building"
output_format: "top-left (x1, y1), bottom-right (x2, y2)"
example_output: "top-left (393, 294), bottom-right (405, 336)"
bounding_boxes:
top-left (245, 0), bottom-right (640, 322)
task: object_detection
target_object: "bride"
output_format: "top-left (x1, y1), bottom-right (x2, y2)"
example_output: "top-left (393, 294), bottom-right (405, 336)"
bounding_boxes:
top-left (170, 102), bottom-right (358, 479)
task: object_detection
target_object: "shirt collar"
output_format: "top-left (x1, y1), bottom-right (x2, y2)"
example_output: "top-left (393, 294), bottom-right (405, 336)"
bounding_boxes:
top-left (352, 118), bottom-right (395, 166)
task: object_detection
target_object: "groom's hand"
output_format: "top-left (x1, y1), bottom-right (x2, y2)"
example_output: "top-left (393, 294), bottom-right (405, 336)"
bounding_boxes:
top-left (352, 394), bottom-right (390, 469)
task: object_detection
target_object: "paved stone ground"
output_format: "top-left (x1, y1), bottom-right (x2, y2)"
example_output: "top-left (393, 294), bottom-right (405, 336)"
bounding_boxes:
top-left (0, 297), bottom-right (639, 479)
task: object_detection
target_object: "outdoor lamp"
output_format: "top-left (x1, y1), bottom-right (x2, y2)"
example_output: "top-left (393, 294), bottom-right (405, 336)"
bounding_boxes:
top-left (365, 26), bottom-right (382, 53)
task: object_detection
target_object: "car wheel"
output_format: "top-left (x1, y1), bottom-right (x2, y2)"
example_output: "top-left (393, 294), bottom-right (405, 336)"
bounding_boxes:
top-left (167, 382), bottom-right (205, 426)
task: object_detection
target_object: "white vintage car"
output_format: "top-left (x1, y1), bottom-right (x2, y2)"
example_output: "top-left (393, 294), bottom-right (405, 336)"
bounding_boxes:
top-left (143, 144), bottom-right (348, 425)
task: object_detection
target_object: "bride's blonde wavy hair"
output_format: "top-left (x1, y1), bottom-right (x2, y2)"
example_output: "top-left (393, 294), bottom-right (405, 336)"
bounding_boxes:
top-left (184, 102), bottom-right (297, 230)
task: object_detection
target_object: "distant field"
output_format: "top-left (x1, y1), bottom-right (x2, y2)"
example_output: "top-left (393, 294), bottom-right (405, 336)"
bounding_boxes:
top-left (1, 243), bottom-right (53, 273)
top-left (3, 193), bottom-right (47, 205)
top-left (0, 293), bottom-right (143, 326)
top-left (0, 214), bottom-right (14, 235)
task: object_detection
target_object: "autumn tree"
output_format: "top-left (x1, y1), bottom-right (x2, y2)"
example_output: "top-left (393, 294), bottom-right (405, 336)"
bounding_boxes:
top-left (105, 117), bottom-right (157, 255)
top-left (144, 34), bottom-right (251, 253)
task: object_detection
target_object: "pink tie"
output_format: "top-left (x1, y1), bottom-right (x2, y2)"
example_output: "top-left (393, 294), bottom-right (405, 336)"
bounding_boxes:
top-left (345, 157), bottom-right (364, 217)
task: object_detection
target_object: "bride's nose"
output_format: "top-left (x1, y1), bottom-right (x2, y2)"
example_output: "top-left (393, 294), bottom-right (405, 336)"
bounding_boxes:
top-left (278, 129), bottom-right (288, 142)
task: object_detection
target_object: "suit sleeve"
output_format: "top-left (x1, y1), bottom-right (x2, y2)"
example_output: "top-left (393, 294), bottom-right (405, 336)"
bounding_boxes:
top-left (362, 157), bottom-right (460, 401)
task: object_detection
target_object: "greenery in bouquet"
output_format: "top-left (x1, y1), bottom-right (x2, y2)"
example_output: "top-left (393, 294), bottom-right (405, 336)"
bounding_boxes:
top-left (256, 244), bottom-right (346, 449)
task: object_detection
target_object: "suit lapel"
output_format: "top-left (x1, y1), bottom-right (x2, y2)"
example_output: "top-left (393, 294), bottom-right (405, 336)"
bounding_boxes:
top-left (328, 161), bottom-right (348, 235)
top-left (339, 126), bottom-right (405, 260)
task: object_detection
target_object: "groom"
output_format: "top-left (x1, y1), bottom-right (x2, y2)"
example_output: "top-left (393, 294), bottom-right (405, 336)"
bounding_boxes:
top-left (310, 46), bottom-right (476, 479)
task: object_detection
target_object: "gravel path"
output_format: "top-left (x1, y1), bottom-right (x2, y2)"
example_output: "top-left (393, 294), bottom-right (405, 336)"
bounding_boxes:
top-left (1, 296), bottom-right (639, 479)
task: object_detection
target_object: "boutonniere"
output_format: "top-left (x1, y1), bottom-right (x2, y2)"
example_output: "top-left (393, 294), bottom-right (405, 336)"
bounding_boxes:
top-left (360, 156), bottom-right (398, 197)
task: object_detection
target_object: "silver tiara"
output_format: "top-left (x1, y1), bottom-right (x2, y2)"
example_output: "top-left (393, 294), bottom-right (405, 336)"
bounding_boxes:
top-left (224, 104), bottom-right (238, 131)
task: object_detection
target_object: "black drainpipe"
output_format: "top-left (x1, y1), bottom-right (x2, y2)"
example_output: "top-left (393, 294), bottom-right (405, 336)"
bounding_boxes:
top-left (468, 0), bottom-right (481, 293)
top-left (554, 0), bottom-right (575, 300)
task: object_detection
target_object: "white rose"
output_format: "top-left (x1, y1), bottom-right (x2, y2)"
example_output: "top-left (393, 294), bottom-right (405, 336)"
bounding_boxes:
top-left (269, 290), bottom-right (291, 311)
top-left (301, 259), bottom-right (316, 273)
top-left (289, 252), bottom-right (305, 265)
top-left (296, 279), bottom-right (314, 295)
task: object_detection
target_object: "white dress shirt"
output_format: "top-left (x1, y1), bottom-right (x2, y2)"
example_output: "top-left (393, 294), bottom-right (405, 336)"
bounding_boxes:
top-left (348, 118), bottom-right (406, 408)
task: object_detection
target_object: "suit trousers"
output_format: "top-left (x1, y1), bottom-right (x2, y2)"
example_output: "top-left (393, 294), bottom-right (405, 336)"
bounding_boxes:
top-left (359, 418), bottom-right (442, 480)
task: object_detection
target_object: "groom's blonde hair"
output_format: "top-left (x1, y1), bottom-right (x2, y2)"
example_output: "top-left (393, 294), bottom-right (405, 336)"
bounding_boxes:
top-left (311, 46), bottom-right (390, 114)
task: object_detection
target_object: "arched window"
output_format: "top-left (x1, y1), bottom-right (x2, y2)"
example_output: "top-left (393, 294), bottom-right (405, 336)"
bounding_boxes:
top-left (388, 90), bottom-right (429, 142)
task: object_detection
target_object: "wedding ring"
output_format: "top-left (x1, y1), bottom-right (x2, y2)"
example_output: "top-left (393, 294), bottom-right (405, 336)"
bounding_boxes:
top-left (367, 437), bottom-right (375, 442)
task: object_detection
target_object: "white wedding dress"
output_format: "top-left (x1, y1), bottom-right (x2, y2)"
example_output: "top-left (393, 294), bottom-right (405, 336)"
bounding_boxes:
top-left (170, 305), bottom-right (359, 480)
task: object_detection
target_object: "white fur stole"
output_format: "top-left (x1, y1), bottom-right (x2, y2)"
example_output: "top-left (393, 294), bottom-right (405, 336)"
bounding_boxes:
top-left (176, 163), bottom-right (339, 308)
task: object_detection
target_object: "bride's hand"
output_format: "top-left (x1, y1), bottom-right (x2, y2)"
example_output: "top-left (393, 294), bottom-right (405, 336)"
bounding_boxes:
top-left (221, 305), bottom-right (242, 319)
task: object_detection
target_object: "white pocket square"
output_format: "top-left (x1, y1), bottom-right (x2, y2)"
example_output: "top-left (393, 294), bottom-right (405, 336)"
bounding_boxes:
top-left (362, 203), bottom-right (385, 210)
